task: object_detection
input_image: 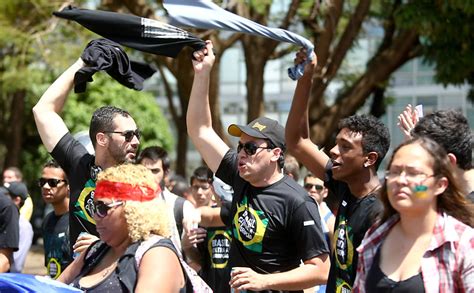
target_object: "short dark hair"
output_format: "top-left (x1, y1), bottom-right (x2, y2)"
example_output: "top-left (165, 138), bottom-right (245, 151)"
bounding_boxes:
top-left (267, 140), bottom-right (285, 170)
top-left (190, 166), bottom-right (213, 185)
top-left (338, 114), bottom-right (390, 169)
top-left (89, 106), bottom-right (131, 149)
top-left (137, 146), bottom-right (171, 174)
top-left (413, 110), bottom-right (472, 170)
top-left (170, 176), bottom-right (189, 198)
top-left (43, 159), bottom-right (62, 169)
top-left (42, 160), bottom-right (68, 184)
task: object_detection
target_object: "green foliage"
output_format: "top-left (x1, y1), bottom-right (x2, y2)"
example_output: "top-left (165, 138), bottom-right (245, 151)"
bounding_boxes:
top-left (0, 0), bottom-right (173, 197)
top-left (63, 73), bottom-right (174, 151)
top-left (395, 1), bottom-right (474, 85)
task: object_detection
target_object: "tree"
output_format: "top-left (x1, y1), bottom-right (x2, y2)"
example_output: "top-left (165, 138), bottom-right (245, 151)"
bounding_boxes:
top-left (0, 0), bottom-right (173, 194)
top-left (101, 0), bottom-right (242, 176)
top-left (91, 0), bottom-right (473, 174)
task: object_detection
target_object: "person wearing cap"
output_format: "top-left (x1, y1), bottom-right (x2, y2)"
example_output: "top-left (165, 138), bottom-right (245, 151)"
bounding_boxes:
top-left (58, 164), bottom-right (186, 292)
top-left (3, 166), bottom-right (34, 222)
top-left (2, 181), bottom-right (34, 273)
top-left (0, 186), bottom-right (19, 273)
top-left (285, 49), bottom-right (390, 292)
top-left (187, 40), bottom-right (330, 293)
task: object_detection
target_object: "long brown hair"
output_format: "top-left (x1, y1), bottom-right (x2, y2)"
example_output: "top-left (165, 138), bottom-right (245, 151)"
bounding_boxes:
top-left (379, 137), bottom-right (473, 226)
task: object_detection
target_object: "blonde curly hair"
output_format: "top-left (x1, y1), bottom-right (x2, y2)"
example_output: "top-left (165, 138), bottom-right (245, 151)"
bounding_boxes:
top-left (97, 164), bottom-right (172, 242)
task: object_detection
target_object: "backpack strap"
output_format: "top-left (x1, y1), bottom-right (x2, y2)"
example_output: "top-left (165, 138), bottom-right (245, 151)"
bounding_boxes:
top-left (174, 197), bottom-right (186, 236)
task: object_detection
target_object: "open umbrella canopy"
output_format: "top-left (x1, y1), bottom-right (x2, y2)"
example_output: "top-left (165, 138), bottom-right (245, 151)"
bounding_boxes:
top-left (53, 6), bottom-right (205, 58)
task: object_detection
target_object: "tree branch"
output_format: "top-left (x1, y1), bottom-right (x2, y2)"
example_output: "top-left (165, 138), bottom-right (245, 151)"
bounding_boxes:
top-left (324, 0), bottom-right (371, 84)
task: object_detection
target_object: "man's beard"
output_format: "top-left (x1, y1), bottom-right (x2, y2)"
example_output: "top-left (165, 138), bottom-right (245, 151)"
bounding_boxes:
top-left (108, 143), bottom-right (135, 165)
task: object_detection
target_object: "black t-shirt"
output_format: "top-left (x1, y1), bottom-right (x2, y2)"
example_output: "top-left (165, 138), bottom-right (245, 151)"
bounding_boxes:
top-left (217, 150), bottom-right (329, 293)
top-left (197, 223), bottom-right (232, 293)
top-left (325, 162), bottom-right (382, 293)
top-left (42, 211), bottom-right (72, 279)
top-left (51, 132), bottom-right (98, 252)
top-left (0, 195), bottom-right (19, 254)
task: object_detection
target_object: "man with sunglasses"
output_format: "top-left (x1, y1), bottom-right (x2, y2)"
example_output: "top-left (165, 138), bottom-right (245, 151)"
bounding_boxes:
top-left (187, 40), bottom-right (330, 293)
top-left (39, 160), bottom-right (73, 279)
top-left (33, 58), bottom-right (140, 255)
top-left (285, 49), bottom-right (390, 292)
top-left (303, 174), bottom-right (335, 247)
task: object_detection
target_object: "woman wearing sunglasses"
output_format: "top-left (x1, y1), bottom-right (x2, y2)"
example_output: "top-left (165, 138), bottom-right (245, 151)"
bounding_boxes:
top-left (353, 137), bottom-right (474, 292)
top-left (58, 164), bottom-right (185, 292)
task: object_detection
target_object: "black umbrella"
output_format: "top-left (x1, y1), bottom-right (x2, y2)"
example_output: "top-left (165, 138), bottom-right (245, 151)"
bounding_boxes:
top-left (53, 6), bottom-right (205, 58)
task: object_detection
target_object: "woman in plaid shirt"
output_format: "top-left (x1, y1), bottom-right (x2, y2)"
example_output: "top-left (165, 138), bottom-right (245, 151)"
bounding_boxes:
top-left (353, 137), bottom-right (473, 292)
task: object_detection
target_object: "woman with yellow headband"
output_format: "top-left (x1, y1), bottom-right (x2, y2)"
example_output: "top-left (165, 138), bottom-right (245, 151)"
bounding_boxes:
top-left (353, 137), bottom-right (474, 292)
top-left (58, 164), bottom-right (185, 292)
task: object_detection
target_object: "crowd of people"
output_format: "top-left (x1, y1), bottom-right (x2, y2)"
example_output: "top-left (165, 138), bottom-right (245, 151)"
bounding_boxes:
top-left (0, 39), bottom-right (472, 293)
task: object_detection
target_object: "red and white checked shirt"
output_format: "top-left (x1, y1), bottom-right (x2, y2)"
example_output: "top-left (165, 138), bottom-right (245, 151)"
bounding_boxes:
top-left (353, 212), bottom-right (474, 293)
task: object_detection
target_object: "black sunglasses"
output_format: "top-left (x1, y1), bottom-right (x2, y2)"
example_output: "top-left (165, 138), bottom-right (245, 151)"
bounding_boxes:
top-left (304, 183), bottom-right (324, 191)
top-left (38, 178), bottom-right (67, 188)
top-left (237, 142), bottom-right (272, 156)
top-left (93, 200), bottom-right (124, 218)
top-left (104, 129), bottom-right (141, 142)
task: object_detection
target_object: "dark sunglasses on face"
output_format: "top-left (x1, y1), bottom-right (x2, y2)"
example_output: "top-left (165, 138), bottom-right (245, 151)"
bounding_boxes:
top-left (93, 200), bottom-right (124, 218)
top-left (237, 141), bottom-right (272, 156)
top-left (105, 129), bottom-right (140, 142)
top-left (38, 178), bottom-right (67, 188)
top-left (304, 183), bottom-right (324, 191)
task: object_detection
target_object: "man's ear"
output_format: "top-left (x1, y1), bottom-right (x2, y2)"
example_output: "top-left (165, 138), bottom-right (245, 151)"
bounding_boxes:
top-left (96, 132), bottom-right (108, 148)
top-left (13, 196), bottom-right (21, 207)
top-left (447, 153), bottom-right (457, 167)
top-left (364, 152), bottom-right (379, 168)
top-left (271, 148), bottom-right (282, 163)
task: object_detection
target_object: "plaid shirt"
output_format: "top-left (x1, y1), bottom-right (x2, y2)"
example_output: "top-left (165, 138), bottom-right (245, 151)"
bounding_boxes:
top-left (353, 212), bottom-right (474, 293)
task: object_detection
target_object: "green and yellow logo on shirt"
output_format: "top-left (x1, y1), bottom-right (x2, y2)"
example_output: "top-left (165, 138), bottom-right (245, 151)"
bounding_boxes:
top-left (74, 179), bottom-right (96, 224)
top-left (233, 196), bottom-right (268, 253)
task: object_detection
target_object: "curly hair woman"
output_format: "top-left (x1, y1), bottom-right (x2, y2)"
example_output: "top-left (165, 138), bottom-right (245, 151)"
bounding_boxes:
top-left (58, 164), bottom-right (185, 292)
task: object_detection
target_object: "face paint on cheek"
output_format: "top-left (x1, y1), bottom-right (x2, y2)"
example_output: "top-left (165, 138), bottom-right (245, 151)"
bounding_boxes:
top-left (412, 185), bottom-right (429, 198)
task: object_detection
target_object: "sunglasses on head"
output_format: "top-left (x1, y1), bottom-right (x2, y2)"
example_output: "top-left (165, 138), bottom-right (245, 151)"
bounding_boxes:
top-left (237, 141), bottom-right (272, 156)
top-left (38, 178), bottom-right (67, 188)
top-left (93, 200), bottom-right (124, 218)
top-left (105, 129), bottom-right (140, 142)
top-left (304, 183), bottom-right (324, 191)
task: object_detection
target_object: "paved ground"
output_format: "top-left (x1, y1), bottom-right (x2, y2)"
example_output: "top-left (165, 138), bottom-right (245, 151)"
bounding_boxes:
top-left (22, 242), bottom-right (46, 276)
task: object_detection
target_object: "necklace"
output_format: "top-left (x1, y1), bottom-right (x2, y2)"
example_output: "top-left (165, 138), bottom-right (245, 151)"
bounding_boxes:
top-left (101, 261), bottom-right (118, 278)
top-left (358, 184), bottom-right (381, 199)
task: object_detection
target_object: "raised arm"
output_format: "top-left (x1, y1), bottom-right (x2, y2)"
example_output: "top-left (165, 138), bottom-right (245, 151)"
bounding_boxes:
top-left (32, 58), bottom-right (85, 152)
top-left (397, 104), bottom-right (420, 140)
top-left (187, 40), bottom-right (230, 173)
top-left (285, 50), bottom-right (329, 180)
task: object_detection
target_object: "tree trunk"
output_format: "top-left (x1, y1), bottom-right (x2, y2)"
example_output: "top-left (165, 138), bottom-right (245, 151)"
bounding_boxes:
top-left (4, 90), bottom-right (26, 168)
top-left (309, 30), bottom-right (420, 147)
